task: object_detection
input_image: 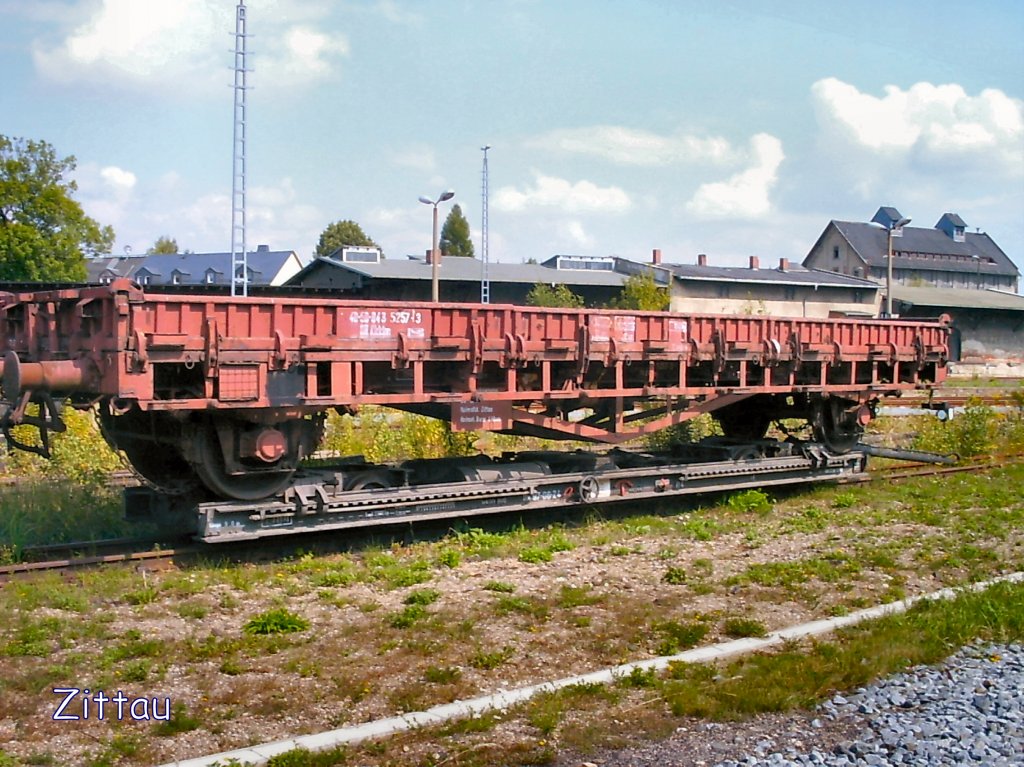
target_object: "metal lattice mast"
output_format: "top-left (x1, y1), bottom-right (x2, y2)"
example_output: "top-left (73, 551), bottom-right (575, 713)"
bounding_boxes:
top-left (230, 0), bottom-right (250, 297)
top-left (480, 145), bottom-right (491, 304)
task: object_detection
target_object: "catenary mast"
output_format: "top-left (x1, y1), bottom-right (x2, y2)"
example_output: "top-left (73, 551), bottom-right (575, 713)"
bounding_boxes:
top-left (230, 0), bottom-right (250, 296)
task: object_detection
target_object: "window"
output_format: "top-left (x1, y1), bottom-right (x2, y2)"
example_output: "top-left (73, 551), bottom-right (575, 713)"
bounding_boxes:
top-left (555, 256), bottom-right (614, 271)
top-left (783, 287), bottom-right (797, 300)
top-left (716, 284), bottom-right (731, 298)
top-left (342, 247), bottom-right (381, 263)
top-left (832, 246), bottom-right (840, 259)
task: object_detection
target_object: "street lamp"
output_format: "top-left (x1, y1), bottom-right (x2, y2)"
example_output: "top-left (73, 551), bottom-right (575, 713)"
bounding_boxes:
top-left (418, 190), bottom-right (455, 302)
top-left (871, 213), bottom-right (911, 318)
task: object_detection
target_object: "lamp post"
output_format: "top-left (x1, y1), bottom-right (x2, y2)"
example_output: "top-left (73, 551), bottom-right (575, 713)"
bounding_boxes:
top-left (418, 190), bottom-right (455, 302)
top-left (884, 216), bottom-right (911, 318)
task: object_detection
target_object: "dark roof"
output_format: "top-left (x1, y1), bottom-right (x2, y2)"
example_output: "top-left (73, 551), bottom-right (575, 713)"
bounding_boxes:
top-left (828, 221), bottom-right (1019, 277)
top-left (87, 249), bottom-right (299, 285)
top-left (891, 286), bottom-right (1024, 312)
top-left (663, 263), bottom-right (879, 289)
top-left (938, 212), bottom-right (966, 228)
top-left (291, 255), bottom-right (630, 288)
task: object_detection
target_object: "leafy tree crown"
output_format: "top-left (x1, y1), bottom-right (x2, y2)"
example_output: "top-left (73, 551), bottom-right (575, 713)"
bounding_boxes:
top-left (439, 204), bottom-right (474, 258)
top-left (610, 271), bottom-right (670, 311)
top-left (315, 220), bottom-right (379, 259)
top-left (148, 236), bottom-right (179, 254)
top-left (526, 283), bottom-right (584, 308)
top-left (0, 135), bottom-right (114, 282)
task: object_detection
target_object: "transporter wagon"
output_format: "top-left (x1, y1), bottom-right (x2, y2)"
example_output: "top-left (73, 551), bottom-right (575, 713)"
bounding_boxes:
top-left (0, 279), bottom-right (949, 538)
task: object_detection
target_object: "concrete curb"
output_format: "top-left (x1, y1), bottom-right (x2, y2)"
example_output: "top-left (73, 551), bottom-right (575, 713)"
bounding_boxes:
top-left (159, 571), bottom-right (1024, 767)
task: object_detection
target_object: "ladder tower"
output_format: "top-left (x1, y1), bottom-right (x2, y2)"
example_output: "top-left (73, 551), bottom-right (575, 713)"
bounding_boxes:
top-left (480, 145), bottom-right (491, 304)
top-left (230, 0), bottom-right (251, 296)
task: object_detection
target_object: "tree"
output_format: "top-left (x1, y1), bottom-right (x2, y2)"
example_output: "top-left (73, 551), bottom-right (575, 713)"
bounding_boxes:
top-left (0, 135), bottom-right (113, 282)
top-left (439, 204), bottom-right (474, 258)
top-left (148, 235), bottom-right (179, 254)
top-left (526, 283), bottom-right (584, 308)
top-left (315, 220), bottom-right (378, 259)
top-left (610, 272), bottom-right (670, 311)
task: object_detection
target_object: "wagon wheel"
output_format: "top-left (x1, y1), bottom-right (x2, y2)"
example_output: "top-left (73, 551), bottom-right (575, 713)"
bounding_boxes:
top-left (811, 398), bottom-right (863, 454)
top-left (713, 400), bottom-right (772, 441)
top-left (121, 438), bottom-right (201, 495)
top-left (98, 407), bottom-right (200, 495)
top-left (189, 421), bottom-right (298, 501)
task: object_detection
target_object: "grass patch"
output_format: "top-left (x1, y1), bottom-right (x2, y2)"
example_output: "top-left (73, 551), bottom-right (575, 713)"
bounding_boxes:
top-left (660, 579), bottom-right (1024, 720)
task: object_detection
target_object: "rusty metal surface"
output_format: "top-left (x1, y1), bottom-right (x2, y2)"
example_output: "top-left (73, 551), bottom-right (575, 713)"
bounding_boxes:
top-left (0, 279), bottom-right (949, 442)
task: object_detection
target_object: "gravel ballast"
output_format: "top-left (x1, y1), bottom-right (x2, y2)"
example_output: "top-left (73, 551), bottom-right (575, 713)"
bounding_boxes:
top-left (714, 641), bottom-right (1024, 767)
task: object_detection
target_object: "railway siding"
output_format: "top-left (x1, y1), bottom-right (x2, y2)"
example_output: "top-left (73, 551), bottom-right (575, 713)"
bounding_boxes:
top-left (0, 457), bottom-right (1021, 767)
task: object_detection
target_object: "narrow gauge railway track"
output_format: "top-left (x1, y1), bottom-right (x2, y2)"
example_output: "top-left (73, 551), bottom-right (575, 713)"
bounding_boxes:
top-left (3, 453), bottom-right (1021, 580)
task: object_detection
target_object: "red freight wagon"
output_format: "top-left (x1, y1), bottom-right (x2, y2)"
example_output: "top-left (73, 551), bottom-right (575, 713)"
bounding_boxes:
top-left (0, 279), bottom-right (948, 500)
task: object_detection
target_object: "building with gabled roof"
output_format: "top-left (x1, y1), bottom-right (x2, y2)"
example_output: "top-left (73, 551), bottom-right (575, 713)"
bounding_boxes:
top-left (804, 207), bottom-right (1019, 293)
top-left (286, 248), bottom-right (637, 306)
top-left (662, 253), bottom-right (880, 318)
top-left (86, 245), bottom-right (304, 287)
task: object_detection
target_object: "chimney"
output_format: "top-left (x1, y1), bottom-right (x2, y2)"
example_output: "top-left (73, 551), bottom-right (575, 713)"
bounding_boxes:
top-left (425, 248), bottom-right (433, 265)
top-left (697, 253), bottom-right (708, 267)
top-left (749, 256), bottom-right (760, 270)
top-left (778, 258), bottom-right (789, 272)
top-left (652, 248), bottom-right (662, 265)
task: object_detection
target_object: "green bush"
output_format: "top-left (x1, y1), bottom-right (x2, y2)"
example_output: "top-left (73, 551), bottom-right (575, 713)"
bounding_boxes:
top-left (243, 608), bottom-right (309, 635)
top-left (319, 408), bottom-right (476, 463)
top-left (4, 406), bottom-right (120, 484)
top-left (912, 403), bottom-right (1024, 458)
top-left (726, 489), bottom-right (773, 515)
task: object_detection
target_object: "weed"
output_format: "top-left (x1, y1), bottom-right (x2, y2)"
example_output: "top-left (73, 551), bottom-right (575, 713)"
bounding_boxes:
top-left (723, 617), bottom-right (768, 638)
top-left (152, 702), bottom-right (200, 736)
top-left (618, 666), bottom-right (657, 688)
top-left (518, 546), bottom-right (553, 564)
top-left (726, 489), bottom-right (773, 515)
top-left (264, 747), bottom-right (349, 767)
top-left (122, 586), bottom-right (159, 606)
top-left (243, 608), bottom-right (310, 636)
top-left (403, 588), bottom-right (440, 606)
top-left (655, 619), bottom-right (710, 655)
top-left (177, 602), bottom-right (209, 620)
top-left (483, 580), bottom-right (516, 593)
top-left (831, 492), bottom-right (858, 509)
top-left (439, 711), bottom-right (500, 735)
top-left (388, 604), bottom-right (427, 629)
top-left (557, 585), bottom-right (603, 609)
top-left (494, 595), bottom-right (549, 621)
top-left (219, 657), bottom-right (245, 676)
top-left (423, 665), bottom-right (462, 684)
top-left (663, 566), bottom-right (688, 585)
top-left (469, 646), bottom-right (514, 670)
top-left (437, 548), bottom-right (461, 568)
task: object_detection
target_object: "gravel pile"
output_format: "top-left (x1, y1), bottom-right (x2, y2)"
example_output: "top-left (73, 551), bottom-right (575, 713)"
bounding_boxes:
top-left (714, 641), bottom-right (1024, 767)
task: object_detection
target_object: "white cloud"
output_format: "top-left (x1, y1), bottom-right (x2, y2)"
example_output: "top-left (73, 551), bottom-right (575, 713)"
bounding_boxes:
top-left (100, 166), bottom-right (136, 191)
top-left (685, 134), bottom-right (784, 219)
top-left (493, 172), bottom-right (632, 214)
top-left (528, 125), bottom-right (736, 166)
top-left (562, 220), bottom-right (593, 248)
top-left (812, 78), bottom-right (1023, 166)
top-left (32, 0), bottom-right (348, 96)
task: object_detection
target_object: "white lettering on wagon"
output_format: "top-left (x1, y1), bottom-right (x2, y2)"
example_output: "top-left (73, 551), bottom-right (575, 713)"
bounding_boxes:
top-left (346, 309), bottom-right (427, 340)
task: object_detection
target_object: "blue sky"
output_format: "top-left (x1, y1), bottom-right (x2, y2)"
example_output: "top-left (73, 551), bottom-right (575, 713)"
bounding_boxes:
top-left (2, 0), bottom-right (1022, 279)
